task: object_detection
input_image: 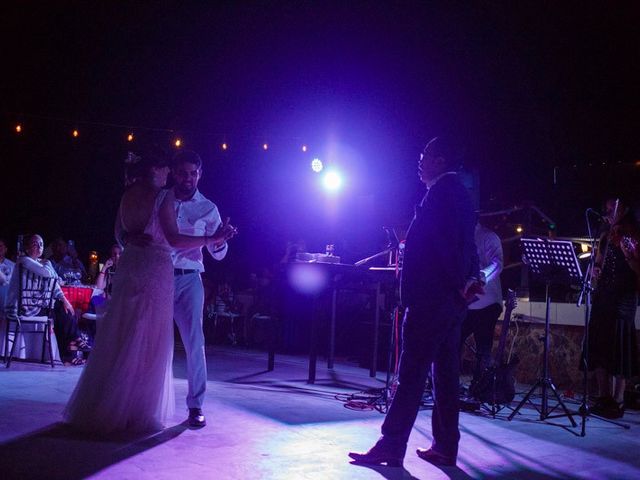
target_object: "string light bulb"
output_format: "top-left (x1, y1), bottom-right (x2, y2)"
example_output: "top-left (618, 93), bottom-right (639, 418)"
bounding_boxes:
top-left (311, 158), bottom-right (323, 173)
top-left (263, 143), bottom-right (269, 151)
top-left (222, 142), bottom-right (228, 150)
top-left (302, 145), bottom-right (308, 152)
top-left (127, 133), bottom-right (134, 142)
top-left (174, 138), bottom-right (182, 148)
top-left (515, 225), bottom-right (524, 234)
top-left (72, 129), bottom-right (79, 138)
top-left (15, 124), bottom-right (22, 133)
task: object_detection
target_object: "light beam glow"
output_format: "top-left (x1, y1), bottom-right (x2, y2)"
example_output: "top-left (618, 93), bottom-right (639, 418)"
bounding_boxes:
top-left (287, 264), bottom-right (328, 295)
top-left (322, 170), bottom-right (343, 191)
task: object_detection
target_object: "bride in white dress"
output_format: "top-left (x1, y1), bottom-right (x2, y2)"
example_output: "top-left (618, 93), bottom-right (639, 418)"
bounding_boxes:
top-left (64, 149), bottom-right (234, 433)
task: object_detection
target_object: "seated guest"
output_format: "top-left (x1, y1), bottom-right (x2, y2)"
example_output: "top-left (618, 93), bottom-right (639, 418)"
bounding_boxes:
top-left (47, 237), bottom-right (68, 271)
top-left (48, 237), bottom-right (87, 284)
top-left (0, 238), bottom-right (15, 315)
top-left (6, 234), bottom-right (89, 365)
top-left (95, 244), bottom-right (122, 297)
top-left (85, 244), bottom-right (123, 342)
top-left (280, 238), bottom-right (307, 263)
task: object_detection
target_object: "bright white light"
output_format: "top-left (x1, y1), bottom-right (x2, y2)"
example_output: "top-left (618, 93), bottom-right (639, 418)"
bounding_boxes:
top-left (322, 170), bottom-right (343, 191)
top-left (311, 158), bottom-right (323, 173)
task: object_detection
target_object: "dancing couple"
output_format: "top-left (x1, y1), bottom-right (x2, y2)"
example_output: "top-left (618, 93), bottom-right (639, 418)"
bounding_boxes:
top-left (64, 147), bottom-right (237, 433)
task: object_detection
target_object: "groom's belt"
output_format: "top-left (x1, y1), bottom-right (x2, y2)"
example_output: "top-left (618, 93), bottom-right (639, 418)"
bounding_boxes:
top-left (174, 268), bottom-right (199, 275)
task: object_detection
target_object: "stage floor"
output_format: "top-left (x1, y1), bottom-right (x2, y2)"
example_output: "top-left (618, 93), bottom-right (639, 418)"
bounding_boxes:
top-left (1, 346), bottom-right (639, 479)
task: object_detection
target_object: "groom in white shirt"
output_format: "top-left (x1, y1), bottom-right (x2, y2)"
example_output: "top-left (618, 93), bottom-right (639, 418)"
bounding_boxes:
top-left (171, 150), bottom-right (237, 427)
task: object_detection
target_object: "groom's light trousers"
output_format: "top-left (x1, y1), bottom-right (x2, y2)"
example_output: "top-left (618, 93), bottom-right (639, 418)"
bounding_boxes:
top-left (174, 272), bottom-right (206, 409)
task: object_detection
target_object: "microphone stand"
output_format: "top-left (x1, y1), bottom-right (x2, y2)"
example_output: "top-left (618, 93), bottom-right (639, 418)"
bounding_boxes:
top-left (353, 232), bottom-right (402, 413)
top-left (576, 209), bottom-right (629, 436)
top-left (354, 248), bottom-right (395, 267)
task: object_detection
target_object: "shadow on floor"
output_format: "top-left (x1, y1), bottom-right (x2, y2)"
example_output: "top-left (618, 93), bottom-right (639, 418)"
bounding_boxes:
top-left (348, 462), bottom-right (423, 480)
top-left (0, 422), bottom-right (187, 480)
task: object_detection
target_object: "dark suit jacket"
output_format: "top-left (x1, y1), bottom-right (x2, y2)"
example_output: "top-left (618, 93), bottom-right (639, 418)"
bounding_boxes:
top-left (400, 173), bottom-right (479, 307)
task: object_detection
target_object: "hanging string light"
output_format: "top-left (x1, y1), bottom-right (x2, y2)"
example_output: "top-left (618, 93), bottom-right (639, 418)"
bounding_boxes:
top-left (15, 124), bottom-right (22, 133)
top-left (174, 138), bottom-right (182, 148)
top-left (127, 133), bottom-right (134, 142)
top-left (221, 142), bottom-right (228, 150)
top-left (311, 158), bottom-right (323, 173)
top-left (263, 143), bottom-right (269, 151)
top-left (72, 129), bottom-right (79, 138)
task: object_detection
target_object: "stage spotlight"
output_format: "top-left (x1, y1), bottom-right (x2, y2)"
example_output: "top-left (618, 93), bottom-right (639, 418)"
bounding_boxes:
top-left (222, 142), bottom-right (228, 150)
top-left (302, 145), bottom-right (308, 152)
top-left (322, 170), bottom-right (343, 191)
top-left (263, 143), bottom-right (269, 151)
top-left (311, 158), bottom-right (323, 173)
top-left (515, 225), bottom-right (523, 234)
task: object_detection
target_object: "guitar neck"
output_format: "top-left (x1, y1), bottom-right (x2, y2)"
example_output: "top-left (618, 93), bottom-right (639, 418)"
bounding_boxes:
top-left (493, 292), bottom-right (516, 366)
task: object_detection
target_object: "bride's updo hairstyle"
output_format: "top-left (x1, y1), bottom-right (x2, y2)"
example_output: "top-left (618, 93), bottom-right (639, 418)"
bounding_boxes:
top-left (124, 145), bottom-right (169, 186)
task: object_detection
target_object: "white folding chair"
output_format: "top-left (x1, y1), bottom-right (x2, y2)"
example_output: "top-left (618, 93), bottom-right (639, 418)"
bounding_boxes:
top-left (4, 264), bottom-right (58, 368)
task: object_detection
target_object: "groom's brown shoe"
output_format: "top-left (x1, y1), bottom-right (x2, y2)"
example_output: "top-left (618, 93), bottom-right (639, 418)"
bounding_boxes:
top-left (188, 408), bottom-right (206, 428)
top-left (349, 439), bottom-right (405, 467)
top-left (416, 447), bottom-right (456, 466)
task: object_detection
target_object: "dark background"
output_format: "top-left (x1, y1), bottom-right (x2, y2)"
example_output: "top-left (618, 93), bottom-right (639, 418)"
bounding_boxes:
top-left (2, 2), bottom-right (639, 284)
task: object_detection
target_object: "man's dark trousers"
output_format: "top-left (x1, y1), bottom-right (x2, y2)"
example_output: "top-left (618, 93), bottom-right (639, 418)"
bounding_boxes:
top-left (380, 292), bottom-right (466, 459)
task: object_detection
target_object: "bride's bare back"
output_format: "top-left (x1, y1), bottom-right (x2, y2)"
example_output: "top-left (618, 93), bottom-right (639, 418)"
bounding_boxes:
top-left (119, 184), bottom-right (160, 234)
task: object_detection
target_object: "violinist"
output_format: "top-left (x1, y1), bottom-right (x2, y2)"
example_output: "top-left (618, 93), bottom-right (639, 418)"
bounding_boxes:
top-left (584, 197), bottom-right (639, 419)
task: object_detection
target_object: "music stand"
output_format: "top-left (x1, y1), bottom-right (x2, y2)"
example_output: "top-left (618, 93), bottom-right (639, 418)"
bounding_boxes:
top-left (507, 238), bottom-right (579, 426)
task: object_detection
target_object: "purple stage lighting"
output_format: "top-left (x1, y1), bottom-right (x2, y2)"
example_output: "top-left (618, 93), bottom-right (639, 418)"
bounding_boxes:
top-left (311, 158), bottom-right (323, 173)
top-left (322, 170), bottom-right (343, 191)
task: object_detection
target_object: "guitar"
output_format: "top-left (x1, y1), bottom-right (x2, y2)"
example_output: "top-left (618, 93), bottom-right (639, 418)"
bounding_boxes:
top-left (469, 289), bottom-right (518, 404)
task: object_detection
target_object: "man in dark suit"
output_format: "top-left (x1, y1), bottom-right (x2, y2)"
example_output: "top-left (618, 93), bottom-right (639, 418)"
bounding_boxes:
top-left (349, 136), bottom-right (481, 468)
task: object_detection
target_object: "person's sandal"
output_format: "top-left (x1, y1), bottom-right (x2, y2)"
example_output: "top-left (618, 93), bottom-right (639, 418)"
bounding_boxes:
top-left (65, 356), bottom-right (86, 366)
top-left (69, 337), bottom-right (92, 352)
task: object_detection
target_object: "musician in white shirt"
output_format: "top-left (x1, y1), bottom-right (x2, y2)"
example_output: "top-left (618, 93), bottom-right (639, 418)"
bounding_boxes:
top-left (461, 222), bottom-right (503, 389)
top-left (171, 151), bottom-right (237, 428)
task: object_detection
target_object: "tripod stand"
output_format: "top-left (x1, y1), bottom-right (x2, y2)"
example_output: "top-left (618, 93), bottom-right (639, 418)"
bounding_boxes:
top-left (508, 238), bottom-right (579, 426)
